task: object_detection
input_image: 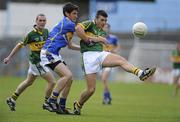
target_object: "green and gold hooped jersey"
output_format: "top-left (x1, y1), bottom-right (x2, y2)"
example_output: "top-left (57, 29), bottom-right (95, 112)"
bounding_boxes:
top-left (172, 49), bottom-right (180, 69)
top-left (20, 27), bottom-right (48, 64)
top-left (78, 20), bottom-right (106, 53)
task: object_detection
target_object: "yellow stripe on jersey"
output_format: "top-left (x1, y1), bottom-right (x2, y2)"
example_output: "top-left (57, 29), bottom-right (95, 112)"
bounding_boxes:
top-left (18, 42), bottom-right (25, 48)
top-left (78, 23), bottom-right (85, 29)
top-left (78, 22), bottom-right (92, 30)
top-left (29, 41), bottom-right (45, 51)
top-left (171, 56), bottom-right (180, 63)
top-left (85, 32), bottom-right (96, 37)
top-left (103, 44), bottom-right (115, 52)
top-left (33, 28), bottom-right (43, 35)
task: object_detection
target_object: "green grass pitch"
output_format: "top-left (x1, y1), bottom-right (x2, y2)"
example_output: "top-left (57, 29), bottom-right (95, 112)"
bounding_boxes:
top-left (0, 77), bottom-right (180, 122)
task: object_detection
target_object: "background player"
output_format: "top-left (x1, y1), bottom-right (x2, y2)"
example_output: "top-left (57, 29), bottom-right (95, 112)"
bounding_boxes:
top-left (3, 14), bottom-right (55, 111)
top-left (102, 23), bottom-right (120, 105)
top-left (171, 43), bottom-right (180, 96)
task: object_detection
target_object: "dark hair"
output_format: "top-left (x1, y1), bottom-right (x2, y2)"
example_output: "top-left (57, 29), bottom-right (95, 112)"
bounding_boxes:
top-left (63, 2), bottom-right (79, 17)
top-left (95, 10), bottom-right (108, 18)
top-left (36, 13), bottom-right (45, 21)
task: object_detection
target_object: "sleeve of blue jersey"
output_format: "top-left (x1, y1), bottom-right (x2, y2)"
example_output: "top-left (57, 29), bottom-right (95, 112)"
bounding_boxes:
top-left (66, 22), bottom-right (76, 32)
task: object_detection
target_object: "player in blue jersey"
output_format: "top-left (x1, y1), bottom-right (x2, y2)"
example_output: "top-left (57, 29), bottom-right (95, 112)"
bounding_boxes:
top-left (102, 23), bottom-right (120, 105)
top-left (40, 2), bottom-right (80, 114)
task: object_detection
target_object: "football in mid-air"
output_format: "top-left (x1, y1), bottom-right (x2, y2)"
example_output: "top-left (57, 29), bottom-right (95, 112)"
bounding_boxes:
top-left (132, 22), bottom-right (148, 38)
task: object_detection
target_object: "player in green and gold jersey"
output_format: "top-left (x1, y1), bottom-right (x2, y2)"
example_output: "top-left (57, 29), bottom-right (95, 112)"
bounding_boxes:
top-left (73, 10), bottom-right (156, 115)
top-left (3, 14), bottom-right (55, 111)
top-left (171, 43), bottom-right (180, 96)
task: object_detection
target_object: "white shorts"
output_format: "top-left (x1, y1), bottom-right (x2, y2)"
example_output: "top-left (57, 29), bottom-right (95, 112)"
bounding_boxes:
top-left (40, 49), bottom-right (64, 67)
top-left (28, 62), bottom-right (50, 76)
top-left (82, 51), bottom-right (110, 74)
top-left (172, 69), bottom-right (180, 77)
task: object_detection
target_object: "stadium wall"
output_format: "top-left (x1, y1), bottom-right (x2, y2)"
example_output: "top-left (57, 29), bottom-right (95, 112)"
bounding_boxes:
top-left (0, 2), bottom-right (64, 38)
top-left (90, 0), bottom-right (180, 32)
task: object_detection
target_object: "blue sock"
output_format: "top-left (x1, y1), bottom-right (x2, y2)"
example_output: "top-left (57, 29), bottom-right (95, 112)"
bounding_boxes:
top-left (104, 91), bottom-right (111, 100)
top-left (59, 98), bottom-right (66, 110)
top-left (49, 92), bottom-right (59, 103)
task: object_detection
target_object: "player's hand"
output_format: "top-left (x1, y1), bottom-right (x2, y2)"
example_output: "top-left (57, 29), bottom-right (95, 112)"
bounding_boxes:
top-left (85, 39), bottom-right (95, 46)
top-left (3, 57), bottom-right (10, 64)
top-left (98, 36), bottom-right (108, 45)
top-left (88, 36), bottom-right (108, 45)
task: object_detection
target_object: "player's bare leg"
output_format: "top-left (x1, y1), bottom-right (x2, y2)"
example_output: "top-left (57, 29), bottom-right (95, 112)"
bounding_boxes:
top-left (101, 69), bottom-right (112, 104)
top-left (102, 53), bottom-right (156, 81)
top-left (173, 76), bottom-right (180, 97)
top-left (7, 74), bottom-right (37, 111)
top-left (42, 72), bottom-right (55, 99)
top-left (41, 72), bottom-right (55, 110)
top-left (45, 63), bottom-right (73, 114)
top-left (74, 73), bottom-right (97, 115)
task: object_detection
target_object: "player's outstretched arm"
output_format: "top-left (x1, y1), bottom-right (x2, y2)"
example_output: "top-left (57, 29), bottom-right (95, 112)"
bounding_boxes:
top-left (3, 43), bottom-right (22, 64)
top-left (75, 24), bottom-right (89, 42)
top-left (66, 32), bottom-right (80, 51)
top-left (76, 24), bottom-right (107, 44)
top-left (68, 41), bottom-right (80, 51)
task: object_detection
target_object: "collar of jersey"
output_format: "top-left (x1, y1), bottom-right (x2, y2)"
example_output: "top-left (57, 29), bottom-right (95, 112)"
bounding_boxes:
top-left (33, 25), bottom-right (43, 35)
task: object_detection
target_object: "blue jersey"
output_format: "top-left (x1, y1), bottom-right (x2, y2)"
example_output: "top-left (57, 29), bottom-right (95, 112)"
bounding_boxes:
top-left (43, 17), bottom-right (76, 55)
top-left (107, 34), bottom-right (118, 46)
top-left (103, 34), bottom-right (119, 51)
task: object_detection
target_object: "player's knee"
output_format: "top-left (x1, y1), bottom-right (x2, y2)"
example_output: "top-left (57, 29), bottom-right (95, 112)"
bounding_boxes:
top-left (65, 72), bottom-right (73, 81)
top-left (102, 78), bottom-right (106, 83)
